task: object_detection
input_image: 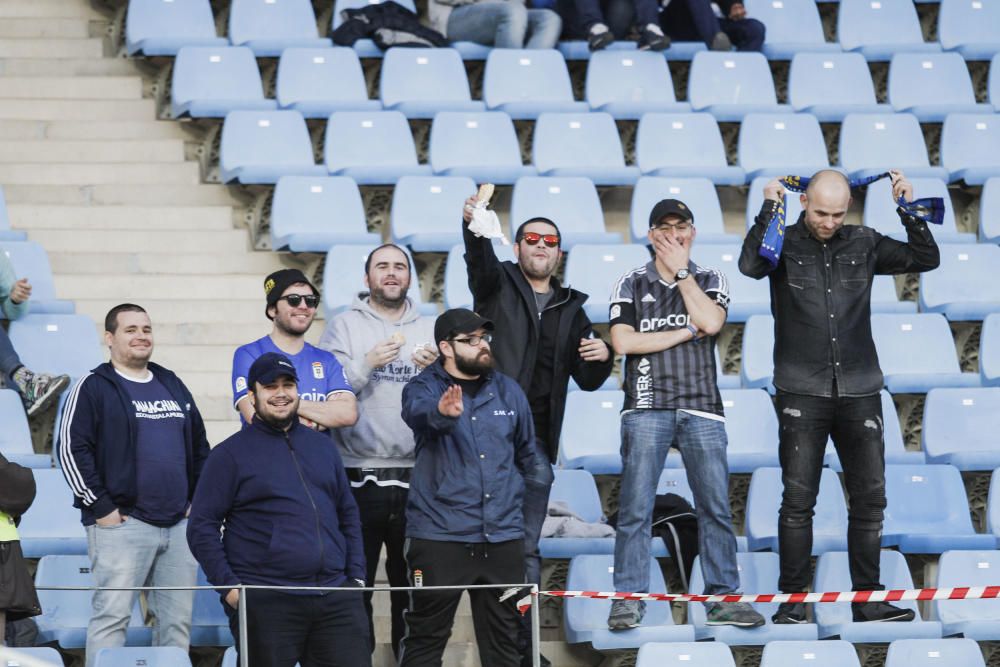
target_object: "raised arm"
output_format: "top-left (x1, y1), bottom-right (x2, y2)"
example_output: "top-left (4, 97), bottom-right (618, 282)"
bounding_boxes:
top-left (739, 179), bottom-right (784, 280)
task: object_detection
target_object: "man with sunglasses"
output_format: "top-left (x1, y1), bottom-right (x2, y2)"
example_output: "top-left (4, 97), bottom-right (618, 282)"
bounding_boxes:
top-left (462, 195), bottom-right (613, 665)
top-left (232, 269), bottom-right (357, 431)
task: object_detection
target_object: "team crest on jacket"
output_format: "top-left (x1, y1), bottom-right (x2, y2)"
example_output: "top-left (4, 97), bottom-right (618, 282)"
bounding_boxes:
top-left (312, 362), bottom-right (324, 379)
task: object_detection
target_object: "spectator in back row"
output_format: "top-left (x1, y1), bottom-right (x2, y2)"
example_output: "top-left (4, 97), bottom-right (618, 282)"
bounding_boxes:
top-left (428, 0), bottom-right (562, 49)
top-left (660, 0), bottom-right (765, 52)
top-left (557, 0), bottom-right (669, 51)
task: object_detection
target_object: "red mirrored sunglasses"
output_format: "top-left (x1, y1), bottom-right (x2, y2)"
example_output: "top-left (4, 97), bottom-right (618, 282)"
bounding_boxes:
top-left (518, 232), bottom-right (560, 248)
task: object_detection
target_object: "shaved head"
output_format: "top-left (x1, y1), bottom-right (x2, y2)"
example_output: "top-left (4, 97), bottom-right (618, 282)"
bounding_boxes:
top-left (800, 169), bottom-right (851, 241)
top-left (804, 169), bottom-right (850, 199)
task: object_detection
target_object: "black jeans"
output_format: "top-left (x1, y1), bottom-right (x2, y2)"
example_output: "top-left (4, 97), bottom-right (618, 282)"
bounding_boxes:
top-left (399, 538), bottom-right (524, 667)
top-left (352, 482), bottom-right (409, 658)
top-left (776, 390), bottom-right (887, 593)
top-left (224, 588), bottom-right (371, 667)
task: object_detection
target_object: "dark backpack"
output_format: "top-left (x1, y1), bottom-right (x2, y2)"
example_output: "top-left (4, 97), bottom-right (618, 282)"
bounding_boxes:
top-left (609, 493), bottom-right (699, 592)
top-left (331, 1), bottom-right (447, 49)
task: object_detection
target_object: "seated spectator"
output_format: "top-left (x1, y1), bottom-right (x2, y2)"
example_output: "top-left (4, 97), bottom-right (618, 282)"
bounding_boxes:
top-left (557, 0), bottom-right (669, 51)
top-left (660, 0), bottom-right (764, 52)
top-left (428, 0), bottom-right (562, 49)
top-left (0, 252), bottom-right (68, 417)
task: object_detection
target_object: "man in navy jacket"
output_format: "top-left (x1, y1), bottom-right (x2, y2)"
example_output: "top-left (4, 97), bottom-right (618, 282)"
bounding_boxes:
top-left (399, 309), bottom-right (535, 667)
top-left (187, 352), bottom-right (370, 667)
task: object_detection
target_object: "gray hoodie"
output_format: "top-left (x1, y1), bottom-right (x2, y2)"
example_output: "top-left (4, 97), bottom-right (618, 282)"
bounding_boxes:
top-left (319, 294), bottom-right (437, 469)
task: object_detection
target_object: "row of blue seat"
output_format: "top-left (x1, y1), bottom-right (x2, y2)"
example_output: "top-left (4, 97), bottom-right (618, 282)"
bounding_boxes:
top-left (126, 0), bottom-right (1000, 61)
top-left (0, 646), bottom-right (192, 667)
top-left (171, 46), bottom-right (1000, 122)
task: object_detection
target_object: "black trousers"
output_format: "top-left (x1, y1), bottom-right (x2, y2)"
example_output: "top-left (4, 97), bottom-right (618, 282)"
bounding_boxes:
top-left (352, 482), bottom-right (410, 657)
top-left (399, 538), bottom-right (525, 667)
top-left (224, 588), bottom-right (372, 667)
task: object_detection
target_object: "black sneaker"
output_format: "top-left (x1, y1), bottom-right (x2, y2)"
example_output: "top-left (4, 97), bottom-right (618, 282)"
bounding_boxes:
top-left (638, 23), bottom-right (670, 51)
top-left (852, 601), bottom-right (916, 623)
top-left (705, 601), bottom-right (766, 628)
top-left (587, 22), bottom-right (614, 51)
top-left (772, 601), bottom-right (808, 624)
top-left (710, 30), bottom-right (732, 51)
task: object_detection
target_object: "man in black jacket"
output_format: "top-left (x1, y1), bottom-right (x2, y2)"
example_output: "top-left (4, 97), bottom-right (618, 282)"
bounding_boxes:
top-left (462, 193), bottom-right (613, 664)
top-left (659, 0), bottom-right (765, 52)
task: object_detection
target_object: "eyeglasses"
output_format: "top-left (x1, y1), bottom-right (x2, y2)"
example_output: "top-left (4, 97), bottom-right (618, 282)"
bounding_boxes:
top-left (450, 333), bottom-right (492, 346)
top-left (278, 294), bottom-right (320, 309)
top-left (518, 232), bottom-right (560, 248)
top-left (652, 221), bottom-right (693, 233)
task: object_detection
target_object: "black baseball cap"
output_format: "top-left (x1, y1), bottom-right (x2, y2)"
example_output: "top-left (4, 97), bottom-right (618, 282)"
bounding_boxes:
top-left (247, 352), bottom-right (298, 389)
top-left (263, 269), bottom-right (318, 320)
top-left (434, 308), bottom-right (495, 345)
top-left (648, 199), bottom-right (695, 228)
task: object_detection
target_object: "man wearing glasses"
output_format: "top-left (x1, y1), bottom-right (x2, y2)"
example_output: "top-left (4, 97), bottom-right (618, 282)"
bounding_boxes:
top-left (462, 194), bottom-right (613, 666)
top-left (607, 199), bottom-right (765, 630)
top-left (399, 308), bottom-right (535, 667)
top-left (231, 269), bottom-right (357, 430)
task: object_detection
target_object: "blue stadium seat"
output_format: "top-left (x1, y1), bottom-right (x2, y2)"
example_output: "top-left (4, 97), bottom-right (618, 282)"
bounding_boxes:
top-left (863, 177), bottom-right (971, 243)
top-left (558, 390), bottom-right (624, 473)
top-left (826, 390), bottom-right (924, 470)
top-left (741, 314), bottom-right (775, 393)
top-left (565, 554), bottom-right (696, 649)
top-left (738, 113), bottom-right (829, 180)
top-left (636, 113), bottom-right (746, 185)
top-left (690, 551), bottom-right (818, 643)
top-left (429, 111), bottom-right (535, 184)
top-left (564, 244), bottom-right (651, 323)
top-left (716, 347), bottom-right (741, 390)
top-left (0, 241), bottom-right (74, 314)
top-left (760, 640), bottom-right (861, 667)
top-left (883, 464), bottom-right (995, 552)
top-left (687, 52), bottom-right (789, 121)
top-left (788, 53), bottom-right (891, 122)
top-left (221, 647), bottom-right (237, 667)
top-left (886, 638), bottom-right (986, 666)
top-left (983, 313), bottom-right (1000, 386)
top-left (718, 388), bottom-right (779, 472)
top-left (0, 390), bottom-right (47, 469)
top-left (919, 244), bottom-right (1000, 320)
top-left (391, 176), bottom-right (475, 252)
top-left (331, 0), bottom-right (419, 58)
top-left (745, 175), bottom-right (803, 233)
top-left (219, 110), bottom-right (324, 184)
top-left (509, 177), bottom-right (620, 247)
top-left (540, 469), bottom-right (614, 558)
top-left (872, 275), bottom-right (917, 314)
top-left (838, 0), bottom-right (941, 61)
top-left (0, 647), bottom-right (65, 666)
top-left (0, 187), bottom-right (25, 242)
top-left (839, 113), bottom-right (949, 181)
top-left (93, 647), bottom-right (192, 667)
top-left (18, 469), bottom-right (87, 557)
top-left (228, 0), bottom-right (331, 56)
top-left (745, 467), bottom-right (848, 554)
top-left (743, 0), bottom-right (839, 59)
top-left (322, 244), bottom-right (435, 317)
top-left (442, 242), bottom-right (516, 310)
top-left (938, 0), bottom-right (1000, 60)
top-left (125, 0), bottom-right (226, 56)
top-left (888, 53), bottom-right (993, 122)
top-left (35, 555), bottom-right (152, 648)
top-left (171, 46), bottom-right (276, 118)
top-left (324, 110), bottom-right (430, 185)
top-left (380, 48), bottom-right (483, 118)
top-left (269, 176), bottom-right (378, 252)
top-left (657, 468), bottom-right (695, 504)
top-left (813, 550), bottom-right (942, 641)
top-left (872, 313), bottom-right (979, 392)
top-left (981, 177), bottom-right (1000, 242)
top-left (483, 49), bottom-right (588, 119)
top-left (689, 244), bottom-right (771, 322)
top-left (276, 47), bottom-right (379, 117)
top-left (933, 551), bottom-right (1000, 640)
top-left (631, 177), bottom-right (735, 244)
top-left (8, 314), bottom-right (102, 379)
top-left (922, 388), bottom-right (1000, 470)
top-left (532, 112), bottom-right (640, 185)
top-left (560, 39), bottom-right (706, 62)
top-left (637, 642), bottom-right (736, 667)
top-left (585, 51), bottom-right (690, 120)
top-left (191, 568), bottom-right (232, 647)
top-left (941, 113), bottom-right (1000, 185)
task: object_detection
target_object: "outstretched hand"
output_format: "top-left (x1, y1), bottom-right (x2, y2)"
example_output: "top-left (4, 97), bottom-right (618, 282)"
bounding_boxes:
top-left (438, 385), bottom-right (464, 417)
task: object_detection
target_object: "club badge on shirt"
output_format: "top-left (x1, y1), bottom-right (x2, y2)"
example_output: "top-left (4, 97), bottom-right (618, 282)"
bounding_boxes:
top-left (312, 362), bottom-right (324, 379)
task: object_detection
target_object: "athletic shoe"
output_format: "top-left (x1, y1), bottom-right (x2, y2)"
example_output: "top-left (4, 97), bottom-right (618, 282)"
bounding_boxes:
top-left (772, 601), bottom-right (808, 624)
top-left (607, 599), bottom-right (646, 630)
top-left (710, 30), bottom-right (732, 51)
top-left (705, 601), bottom-right (766, 627)
top-left (19, 371), bottom-right (70, 417)
top-left (638, 23), bottom-right (670, 51)
top-left (588, 22), bottom-right (614, 51)
top-left (852, 601), bottom-right (916, 623)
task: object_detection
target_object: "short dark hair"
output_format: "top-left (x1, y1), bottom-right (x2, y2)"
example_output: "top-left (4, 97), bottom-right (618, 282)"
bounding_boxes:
top-left (105, 303), bottom-right (147, 333)
top-left (514, 217), bottom-right (561, 246)
top-left (364, 243), bottom-right (411, 275)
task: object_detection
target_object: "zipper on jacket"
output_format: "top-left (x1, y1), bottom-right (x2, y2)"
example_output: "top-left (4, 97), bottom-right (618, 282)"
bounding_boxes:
top-left (284, 432), bottom-right (325, 579)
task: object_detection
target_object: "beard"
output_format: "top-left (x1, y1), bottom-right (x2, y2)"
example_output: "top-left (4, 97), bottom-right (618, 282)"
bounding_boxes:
top-left (257, 397), bottom-right (300, 431)
top-left (519, 254), bottom-right (558, 282)
top-left (455, 348), bottom-right (493, 376)
top-left (370, 283), bottom-right (409, 309)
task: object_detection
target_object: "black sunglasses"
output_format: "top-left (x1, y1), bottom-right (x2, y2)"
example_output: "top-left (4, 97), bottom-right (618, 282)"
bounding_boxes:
top-left (518, 232), bottom-right (560, 248)
top-left (278, 294), bottom-right (320, 308)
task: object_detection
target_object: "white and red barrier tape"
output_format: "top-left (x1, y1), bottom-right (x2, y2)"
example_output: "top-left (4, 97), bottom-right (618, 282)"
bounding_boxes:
top-left (512, 586), bottom-right (1000, 615)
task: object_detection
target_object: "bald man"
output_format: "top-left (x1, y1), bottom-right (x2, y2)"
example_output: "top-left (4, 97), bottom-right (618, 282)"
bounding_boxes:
top-left (739, 169), bottom-right (939, 625)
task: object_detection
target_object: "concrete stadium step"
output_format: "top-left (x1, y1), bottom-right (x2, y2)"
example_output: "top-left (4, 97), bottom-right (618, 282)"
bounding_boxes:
top-left (0, 140), bottom-right (184, 163)
top-left (144, 322), bottom-right (275, 347)
top-left (205, 420), bottom-right (240, 445)
top-left (0, 99), bottom-right (156, 121)
top-left (140, 344), bottom-right (246, 373)
top-left (0, 120), bottom-right (190, 140)
top-left (74, 299), bottom-right (265, 325)
top-left (0, 1), bottom-right (103, 19)
top-left (0, 162), bottom-right (199, 185)
top-left (0, 18), bottom-right (93, 39)
top-left (30, 228), bottom-right (248, 253)
top-left (181, 371), bottom-right (251, 400)
top-left (190, 394), bottom-right (242, 422)
top-left (0, 38), bottom-right (104, 59)
top-left (0, 76), bottom-right (143, 99)
top-left (0, 59), bottom-right (144, 77)
top-left (3, 184), bottom-right (238, 206)
top-left (48, 252), bottom-right (283, 277)
top-left (55, 274), bottom-right (262, 300)
top-left (9, 205), bottom-right (234, 231)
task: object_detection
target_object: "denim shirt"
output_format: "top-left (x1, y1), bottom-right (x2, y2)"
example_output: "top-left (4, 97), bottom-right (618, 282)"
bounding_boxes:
top-left (739, 201), bottom-right (940, 397)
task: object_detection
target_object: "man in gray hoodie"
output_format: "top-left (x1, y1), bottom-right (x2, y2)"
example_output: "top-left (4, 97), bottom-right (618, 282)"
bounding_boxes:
top-left (319, 243), bottom-right (437, 659)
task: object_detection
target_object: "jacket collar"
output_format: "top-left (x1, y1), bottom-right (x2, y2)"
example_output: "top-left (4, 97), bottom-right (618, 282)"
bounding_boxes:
top-left (250, 414), bottom-right (301, 437)
top-left (501, 261), bottom-right (586, 312)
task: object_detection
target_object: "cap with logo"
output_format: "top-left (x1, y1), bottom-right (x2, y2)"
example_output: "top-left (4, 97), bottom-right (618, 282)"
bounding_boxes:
top-left (247, 352), bottom-right (298, 388)
top-left (263, 269), bottom-right (319, 320)
top-left (648, 199), bottom-right (695, 228)
top-left (434, 308), bottom-right (495, 345)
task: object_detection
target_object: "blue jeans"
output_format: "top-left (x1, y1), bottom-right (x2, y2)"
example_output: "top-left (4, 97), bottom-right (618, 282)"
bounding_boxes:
top-left (560, 0), bottom-right (660, 36)
top-left (613, 409), bottom-right (740, 595)
top-left (85, 517), bottom-right (197, 667)
top-left (521, 438), bottom-right (554, 588)
top-left (0, 324), bottom-right (22, 379)
top-left (447, 2), bottom-right (563, 49)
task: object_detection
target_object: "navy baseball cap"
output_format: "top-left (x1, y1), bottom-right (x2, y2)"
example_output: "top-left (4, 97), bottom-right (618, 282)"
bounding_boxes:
top-left (648, 199), bottom-right (695, 227)
top-left (247, 352), bottom-right (298, 388)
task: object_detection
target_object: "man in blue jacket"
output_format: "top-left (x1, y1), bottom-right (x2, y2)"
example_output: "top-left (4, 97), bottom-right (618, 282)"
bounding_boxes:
top-left (187, 352), bottom-right (370, 667)
top-left (59, 303), bottom-right (210, 667)
top-left (399, 308), bottom-right (535, 667)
